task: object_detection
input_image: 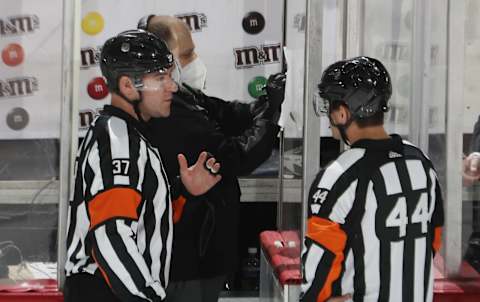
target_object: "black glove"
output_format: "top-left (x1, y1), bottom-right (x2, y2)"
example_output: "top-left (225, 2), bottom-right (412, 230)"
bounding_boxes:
top-left (253, 72), bottom-right (286, 122)
top-left (265, 72), bottom-right (286, 110)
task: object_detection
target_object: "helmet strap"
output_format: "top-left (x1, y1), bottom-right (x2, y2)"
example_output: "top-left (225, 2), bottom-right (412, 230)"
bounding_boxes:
top-left (133, 98), bottom-right (146, 124)
top-left (328, 113), bottom-right (354, 146)
top-left (117, 89), bottom-right (146, 124)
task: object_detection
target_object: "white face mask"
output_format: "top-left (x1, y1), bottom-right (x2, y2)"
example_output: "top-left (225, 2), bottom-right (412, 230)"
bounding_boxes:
top-left (180, 57), bottom-right (207, 91)
top-left (171, 59), bottom-right (182, 84)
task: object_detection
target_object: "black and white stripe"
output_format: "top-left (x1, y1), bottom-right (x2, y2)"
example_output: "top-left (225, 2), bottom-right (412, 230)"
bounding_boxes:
top-left (65, 109), bottom-right (172, 302)
top-left (302, 136), bottom-right (444, 302)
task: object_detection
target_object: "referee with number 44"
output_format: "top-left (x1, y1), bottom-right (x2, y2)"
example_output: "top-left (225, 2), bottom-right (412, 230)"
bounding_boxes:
top-left (301, 57), bottom-right (444, 302)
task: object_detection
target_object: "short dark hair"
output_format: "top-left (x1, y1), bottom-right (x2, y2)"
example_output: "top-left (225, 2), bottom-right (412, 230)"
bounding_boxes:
top-left (355, 111), bottom-right (384, 127)
top-left (332, 101), bottom-right (384, 128)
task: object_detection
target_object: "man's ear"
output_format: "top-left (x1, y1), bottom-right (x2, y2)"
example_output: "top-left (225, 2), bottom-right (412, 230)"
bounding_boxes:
top-left (337, 104), bottom-right (351, 124)
top-left (118, 76), bottom-right (137, 98)
top-left (330, 105), bottom-right (349, 124)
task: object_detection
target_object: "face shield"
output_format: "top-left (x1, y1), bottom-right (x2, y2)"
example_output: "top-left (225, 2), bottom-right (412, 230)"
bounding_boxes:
top-left (135, 65), bottom-right (180, 92)
top-left (312, 90), bottom-right (331, 117)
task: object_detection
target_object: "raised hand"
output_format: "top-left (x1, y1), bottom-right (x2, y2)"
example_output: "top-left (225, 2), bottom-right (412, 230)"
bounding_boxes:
top-left (265, 72), bottom-right (286, 110)
top-left (254, 72), bottom-right (286, 122)
top-left (177, 151), bottom-right (221, 196)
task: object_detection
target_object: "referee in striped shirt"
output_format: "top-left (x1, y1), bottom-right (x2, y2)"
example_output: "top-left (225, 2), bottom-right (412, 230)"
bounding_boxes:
top-left (64, 30), bottom-right (221, 302)
top-left (301, 57), bottom-right (444, 302)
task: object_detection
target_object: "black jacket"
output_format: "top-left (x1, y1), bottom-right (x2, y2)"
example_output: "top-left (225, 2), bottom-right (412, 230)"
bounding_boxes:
top-left (148, 87), bottom-right (279, 280)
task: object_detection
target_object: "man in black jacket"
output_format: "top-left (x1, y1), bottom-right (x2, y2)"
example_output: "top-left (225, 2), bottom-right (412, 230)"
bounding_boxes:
top-left (139, 15), bottom-right (285, 302)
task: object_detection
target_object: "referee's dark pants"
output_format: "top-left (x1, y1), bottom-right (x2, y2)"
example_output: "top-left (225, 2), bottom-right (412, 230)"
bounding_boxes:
top-left (64, 271), bottom-right (121, 302)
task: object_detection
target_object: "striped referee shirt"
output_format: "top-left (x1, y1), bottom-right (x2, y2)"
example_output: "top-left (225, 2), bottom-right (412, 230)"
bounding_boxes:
top-left (301, 134), bottom-right (444, 302)
top-left (65, 105), bottom-right (173, 301)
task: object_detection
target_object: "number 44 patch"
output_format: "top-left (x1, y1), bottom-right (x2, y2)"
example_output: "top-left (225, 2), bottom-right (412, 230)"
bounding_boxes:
top-left (310, 188), bottom-right (329, 214)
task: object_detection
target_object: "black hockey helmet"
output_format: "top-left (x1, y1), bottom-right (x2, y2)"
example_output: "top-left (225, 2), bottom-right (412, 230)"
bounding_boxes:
top-left (100, 29), bottom-right (174, 93)
top-left (315, 56), bottom-right (392, 119)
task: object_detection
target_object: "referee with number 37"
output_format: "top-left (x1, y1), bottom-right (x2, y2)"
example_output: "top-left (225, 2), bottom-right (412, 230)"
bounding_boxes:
top-left (301, 57), bottom-right (444, 302)
top-left (64, 30), bottom-right (221, 302)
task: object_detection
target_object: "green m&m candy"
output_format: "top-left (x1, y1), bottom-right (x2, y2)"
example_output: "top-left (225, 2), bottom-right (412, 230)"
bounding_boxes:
top-left (248, 76), bottom-right (267, 98)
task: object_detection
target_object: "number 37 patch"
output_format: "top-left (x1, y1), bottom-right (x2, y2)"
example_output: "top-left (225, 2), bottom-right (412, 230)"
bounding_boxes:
top-left (310, 188), bottom-right (329, 214)
top-left (112, 159), bottom-right (130, 176)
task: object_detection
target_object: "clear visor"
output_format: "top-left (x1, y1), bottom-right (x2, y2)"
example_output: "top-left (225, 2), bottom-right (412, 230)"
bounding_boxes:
top-left (312, 92), bottom-right (330, 117)
top-left (137, 63), bottom-right (180, 92)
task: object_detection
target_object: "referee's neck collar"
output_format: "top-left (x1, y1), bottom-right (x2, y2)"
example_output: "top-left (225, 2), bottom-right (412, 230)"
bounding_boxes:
top-left (102, 105), bottom-right (150, 136)
top-left (351, 134), bottom-right (403, 151)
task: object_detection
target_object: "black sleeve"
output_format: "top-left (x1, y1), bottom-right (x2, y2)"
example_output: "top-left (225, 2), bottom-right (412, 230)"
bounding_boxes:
top-left (204, 94), bottom-right (282, 176)
top-left (210, 118), bottom-right (279, 177)
top-left (188, 93), bottom-right (282, 176)
top-left (178, 84), bottom-right (254, 136)
top-left (201, 96), bottom-right (255, 136)
top-left (175, 85), bottom-right (280, 177)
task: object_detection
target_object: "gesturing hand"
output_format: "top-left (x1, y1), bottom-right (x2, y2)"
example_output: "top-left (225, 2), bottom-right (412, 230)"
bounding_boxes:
top-left (177, 151), bottom-right (222, 196)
